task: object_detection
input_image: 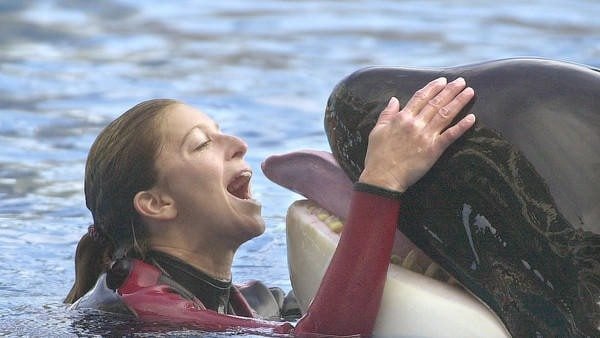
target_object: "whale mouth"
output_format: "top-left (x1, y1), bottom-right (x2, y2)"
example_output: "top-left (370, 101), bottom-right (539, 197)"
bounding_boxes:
top-left (261, 150), bottom-right (462, 287)
top-left (307, 200), bottom-right (461, 286)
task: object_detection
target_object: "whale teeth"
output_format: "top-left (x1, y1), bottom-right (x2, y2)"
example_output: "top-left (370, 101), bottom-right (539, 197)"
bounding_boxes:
top-left (402, 250), bottom-right (424, 274)
top-left (316, 212), bottom-right (329, 221)
top-left (309, 203), bottom-right (344, 233)
top-left (424, 262), bottom-right (441, 278)
top-left (390, 254), bottom-right (402, 265)
top-left (328, 220), bottom-right (343, 233)
top-left (308, 200), bottom-right (462, 287)
top-left (447, 277), bottom-right (460, 286)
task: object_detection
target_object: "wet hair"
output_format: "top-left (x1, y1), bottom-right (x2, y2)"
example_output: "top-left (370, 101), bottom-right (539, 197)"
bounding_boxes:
top-left (64, 99), bottom-right (179, 303)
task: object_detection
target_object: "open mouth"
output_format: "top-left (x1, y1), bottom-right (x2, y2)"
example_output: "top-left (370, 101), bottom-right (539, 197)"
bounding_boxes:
top-left (307, 201), bottom-right (461, 287)
top-left (261, 150), bottom-right (462, 286)
top-left (227, 170), bottom-right (252, 200)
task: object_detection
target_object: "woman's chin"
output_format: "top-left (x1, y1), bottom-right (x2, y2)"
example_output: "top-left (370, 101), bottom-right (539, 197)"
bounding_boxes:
top-left (233, 207), bottom-right (266, 242)
top-left (246, 213), bottom-right (266, 238)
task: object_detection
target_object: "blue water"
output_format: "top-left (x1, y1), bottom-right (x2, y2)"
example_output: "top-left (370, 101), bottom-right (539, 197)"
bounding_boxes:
top-left (0, 0), bottom-right (598, 336)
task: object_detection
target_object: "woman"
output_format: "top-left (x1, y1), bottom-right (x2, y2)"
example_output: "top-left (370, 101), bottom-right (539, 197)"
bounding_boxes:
top-left (65, 77), bottom-right (475, 336)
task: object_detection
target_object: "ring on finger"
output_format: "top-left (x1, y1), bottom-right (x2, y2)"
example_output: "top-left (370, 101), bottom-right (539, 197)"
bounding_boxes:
top-left (437, 106), bottom-right (451, 118)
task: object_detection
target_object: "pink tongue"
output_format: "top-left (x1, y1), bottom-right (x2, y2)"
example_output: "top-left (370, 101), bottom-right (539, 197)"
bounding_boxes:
top-left (228, 176), bottom-right (248, 198)
top-left (261, 149), bottom-right (430, 263)
top-left (261, 150), bottom-right (353, 220)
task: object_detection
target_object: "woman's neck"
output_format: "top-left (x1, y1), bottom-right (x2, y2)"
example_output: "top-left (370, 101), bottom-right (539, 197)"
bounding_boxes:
top-left (149, 244), bottom-right (234, 281)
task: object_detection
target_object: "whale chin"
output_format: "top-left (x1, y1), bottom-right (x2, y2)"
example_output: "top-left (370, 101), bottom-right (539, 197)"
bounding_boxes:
top-left (286, 199), bottom-right (510, 337)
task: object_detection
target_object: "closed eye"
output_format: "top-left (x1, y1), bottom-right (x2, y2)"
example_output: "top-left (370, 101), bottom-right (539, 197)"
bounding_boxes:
top-left (194, 140), bottom-right (211, 151)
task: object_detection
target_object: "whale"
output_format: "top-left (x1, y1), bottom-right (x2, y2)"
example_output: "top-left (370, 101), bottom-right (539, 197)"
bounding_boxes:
top-left (263, 58), bottom-right (599, 337)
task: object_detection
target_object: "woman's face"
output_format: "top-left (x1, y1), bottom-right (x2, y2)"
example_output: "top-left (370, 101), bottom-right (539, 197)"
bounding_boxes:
top-left (152, 103), bottom-right (265, 247)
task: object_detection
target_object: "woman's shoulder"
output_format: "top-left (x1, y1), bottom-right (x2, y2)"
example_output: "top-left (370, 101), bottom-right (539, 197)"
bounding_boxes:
top-left (236, 280), bottom-right (301, 321)
top-left (68, 259), bottom-right (178, 315)
top-left (68, 273), bottom-right (133, 315)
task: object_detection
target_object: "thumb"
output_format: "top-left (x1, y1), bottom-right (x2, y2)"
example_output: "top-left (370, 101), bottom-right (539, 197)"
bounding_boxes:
top-left (376, 97), bottom-right (400, 126)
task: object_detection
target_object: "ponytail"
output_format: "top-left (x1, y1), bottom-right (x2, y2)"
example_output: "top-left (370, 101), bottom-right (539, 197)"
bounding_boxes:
top-left (64, 229), bottom-right (113, 303)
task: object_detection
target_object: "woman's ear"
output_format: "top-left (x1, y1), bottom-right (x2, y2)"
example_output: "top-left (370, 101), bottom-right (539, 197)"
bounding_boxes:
top-left (133, 189), bottom-right (177, 221)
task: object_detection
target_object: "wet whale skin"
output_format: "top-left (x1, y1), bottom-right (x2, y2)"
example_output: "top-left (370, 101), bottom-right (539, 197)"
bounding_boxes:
top-left (325, 58), bottom-right (600, 337)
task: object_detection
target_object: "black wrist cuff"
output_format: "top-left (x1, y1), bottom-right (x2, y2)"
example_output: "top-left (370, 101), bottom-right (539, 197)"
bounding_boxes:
top-left (353, 182), bottom-right (403, 200)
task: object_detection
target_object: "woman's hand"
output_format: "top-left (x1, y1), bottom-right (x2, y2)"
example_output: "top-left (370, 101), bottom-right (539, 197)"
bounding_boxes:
top-left (359, 77), bottom-right (475, 192)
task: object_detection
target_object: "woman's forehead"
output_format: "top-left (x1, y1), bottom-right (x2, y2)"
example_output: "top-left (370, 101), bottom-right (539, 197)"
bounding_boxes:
top-left (160, 104), bottom-right (216, 142)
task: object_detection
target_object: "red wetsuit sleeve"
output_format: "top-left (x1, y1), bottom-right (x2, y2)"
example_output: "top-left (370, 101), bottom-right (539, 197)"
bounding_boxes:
top-left (294, 183), bottom-right (401, 336)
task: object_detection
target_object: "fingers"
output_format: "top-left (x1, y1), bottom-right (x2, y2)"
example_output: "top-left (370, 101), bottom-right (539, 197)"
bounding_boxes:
top-left (362, 78), bottom-right (476, 192)
top-left (403, 76), bottom-right (476, 151)
top-left (417, 77), bottom-right (467, 123)
top-left (376, 97), bottom-right (400, 126)
top-left (376, 76), bottom-right (474, 136)
top-left (403, 77), bottom-right (447, 116)
top-left (437, 113), bottom-right (476, 149)
top-left (426, 86), bottom-right (474, 132)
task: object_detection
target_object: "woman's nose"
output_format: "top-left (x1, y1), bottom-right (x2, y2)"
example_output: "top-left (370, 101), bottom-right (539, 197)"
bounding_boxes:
top-left (223, 134), bottom-right (248, 159)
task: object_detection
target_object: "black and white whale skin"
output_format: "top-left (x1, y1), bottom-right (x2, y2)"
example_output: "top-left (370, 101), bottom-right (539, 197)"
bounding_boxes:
top-left (324, 58), bottom-right (599, 337)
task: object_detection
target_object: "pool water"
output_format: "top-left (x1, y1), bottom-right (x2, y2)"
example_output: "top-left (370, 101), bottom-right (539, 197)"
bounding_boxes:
top-left (0, 0), bottom-right (598, 336)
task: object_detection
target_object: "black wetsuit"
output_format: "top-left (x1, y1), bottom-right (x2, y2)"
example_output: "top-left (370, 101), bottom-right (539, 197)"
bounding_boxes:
top-left (147, 250), bottom-right (301, 320)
